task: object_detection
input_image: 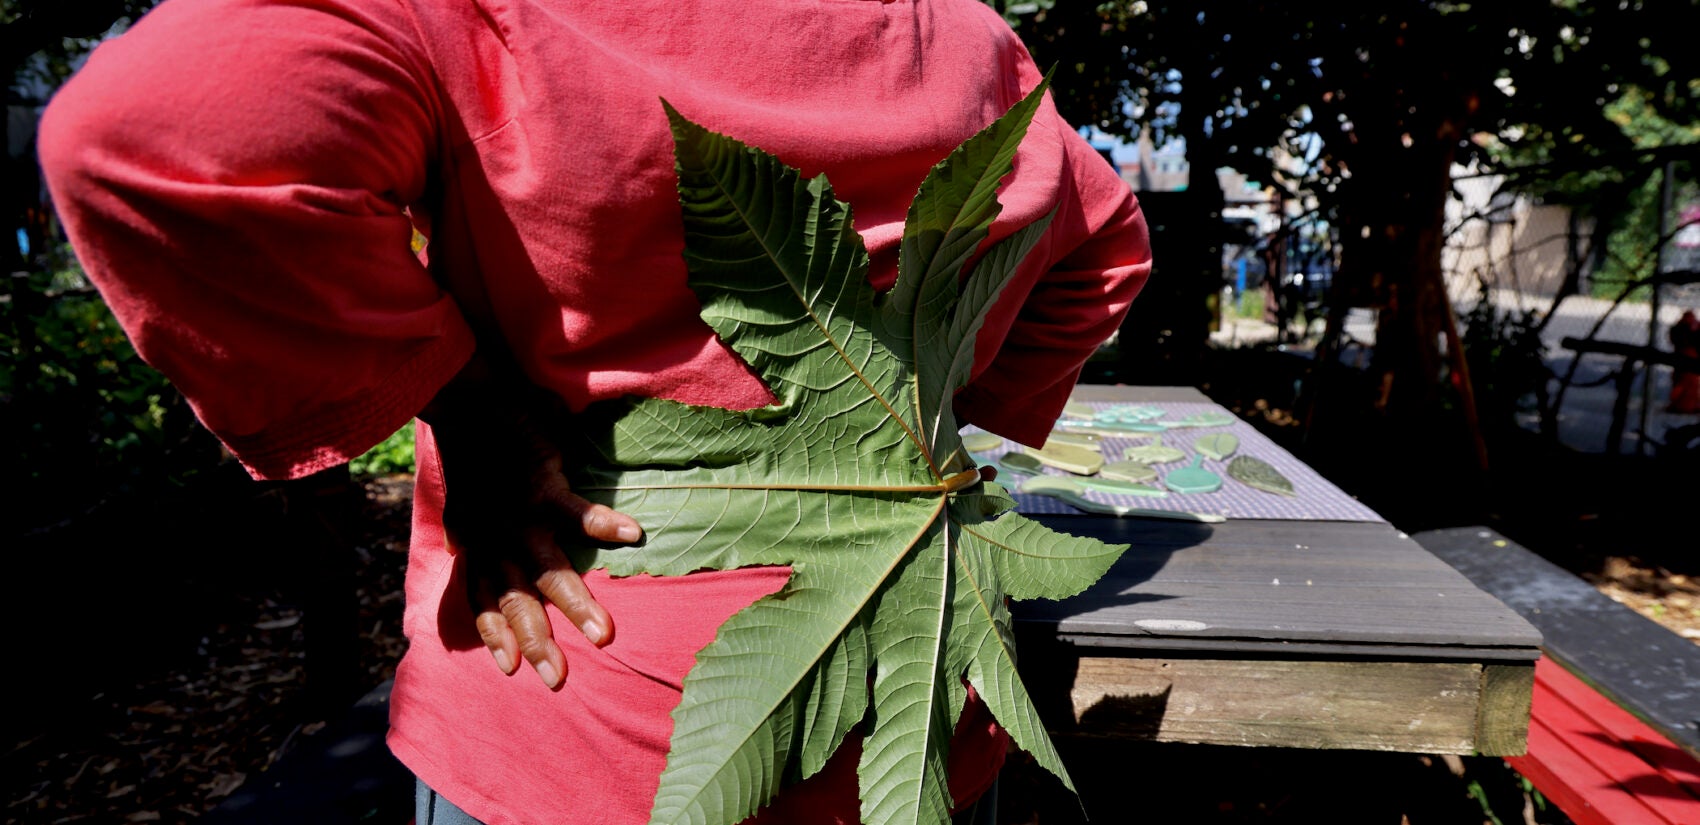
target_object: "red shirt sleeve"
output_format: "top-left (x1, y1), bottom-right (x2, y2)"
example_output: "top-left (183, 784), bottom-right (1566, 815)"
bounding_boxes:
top-left (38, 0), bottom-right (475, 480)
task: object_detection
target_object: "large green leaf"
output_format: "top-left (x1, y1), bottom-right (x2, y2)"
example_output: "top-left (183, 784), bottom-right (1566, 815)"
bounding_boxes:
top-left (562, 78), bottom-right (1127, 825)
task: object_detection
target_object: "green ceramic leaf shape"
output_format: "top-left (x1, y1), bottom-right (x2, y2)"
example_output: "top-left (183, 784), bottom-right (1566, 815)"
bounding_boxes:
top-left (997, 451), bottom-right (1043, 477)
top-left (1075, 476), bottom-right (1168, 496)
top-left (1025, 443), bottom-right (1104, 475)
top-left (1163, 454), bottom-right (1222, 494)
top-left (563, 83), bottom-right (1129, 825)
top-left (1122, 444), bottom-right (1186, 465)
top-left (1159, 410), bottom-right (1235, 429)
top-left (961, 432), bottom-right (1003, 453)
top-left (1061, 401), bottom-right (1096, 420)
top-left (1045, 431), bottom-right (1102, 451)
top-left (1226, 455), bottom-right (1297, 497)
top-left (1021, 476), bottom-right (1225, 521)
top-left (1055, 419), bottom-right (1163, 436)
top-left (1194, 433), bottom-right (1239, 461)
top-left (1098, 459), bottom-right (1158, 483)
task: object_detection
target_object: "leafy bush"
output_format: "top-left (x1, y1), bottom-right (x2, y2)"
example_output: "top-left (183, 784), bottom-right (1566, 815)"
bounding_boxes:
top-left (1459, 281), bottom-right (1549, 430)
top-left (349, 424), bottom-right (416, 478)
top-left (1, 246), bottom-right (221, 531)
top-left (1236, 288), bottom-right (1265, 320)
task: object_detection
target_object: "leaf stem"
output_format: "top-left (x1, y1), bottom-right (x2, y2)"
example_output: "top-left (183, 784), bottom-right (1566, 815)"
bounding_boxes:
top-left (940, 468), bottom-right (984, 494)
top-left (585, 466), bottom-right (991, 495)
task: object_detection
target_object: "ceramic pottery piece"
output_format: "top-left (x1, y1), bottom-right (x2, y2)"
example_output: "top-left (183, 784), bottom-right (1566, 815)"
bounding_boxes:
top-left (1093, 406), bottom-right (1131, 422)
top-left (1061, 401), bottom-right (1097, 420)
top-left (1122, 443), bottom-right (1185, 465)
top-left (1054, 420), bottom-right (1160, 438)
top-left (1094, 405), bottom-right (1162, 424)
top-left (1159, 410), bottom-right (1236, 429)
top-left (1025, 443), bottom-right (1104, 475)
top-left (1099, 421), bottom-right (1166, 433)
top-left (1099, 459), bottom-right (1158, 483)
top-left (1020, 475), bottom-right (1107, 513)
top-left (1226, 455), bottom-right (1296, 497)
top-left (1193, 433), bottom-right (1239, 461)
top-left (1163, 454), bottom-right (1223, 494)
top-left (1114, 406), bottom-right (1164, 424)
top-left (1019, 476), bottom-right (1226, 522)
top-left (996, 451), bottom-right (1043, 477)
top-left (961, 432), bottom-right (1004, 453)
top-left (1075, 477), bottom-right (1168, 497)
top-left (1046, 431), bottom-right (1102, 451)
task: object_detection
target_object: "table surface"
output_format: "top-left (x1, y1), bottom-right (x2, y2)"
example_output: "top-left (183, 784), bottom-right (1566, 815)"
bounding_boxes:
top-left (1007, 385), bottom-right (1542, 756)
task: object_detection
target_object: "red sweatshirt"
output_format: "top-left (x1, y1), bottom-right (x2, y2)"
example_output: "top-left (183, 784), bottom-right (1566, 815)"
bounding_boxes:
top-left (40, 1), bottom-right (1150, 822)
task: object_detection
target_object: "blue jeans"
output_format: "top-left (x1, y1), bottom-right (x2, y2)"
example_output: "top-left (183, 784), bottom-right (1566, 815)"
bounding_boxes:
top-left (416, 780), bottom-right (484, 825)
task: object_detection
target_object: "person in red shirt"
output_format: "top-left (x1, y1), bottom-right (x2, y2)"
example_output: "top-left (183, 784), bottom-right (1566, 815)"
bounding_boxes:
top-left (39, 1), bottom-right (1151, 822)
top-left (1670, 310), bottom-right (1700, 415)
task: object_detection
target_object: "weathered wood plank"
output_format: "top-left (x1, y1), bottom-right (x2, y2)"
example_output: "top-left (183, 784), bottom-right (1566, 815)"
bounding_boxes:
top-left (1476, 663), bottom-right (1536, 756)
top-left (1042, 656), bottom-right (1486, 753)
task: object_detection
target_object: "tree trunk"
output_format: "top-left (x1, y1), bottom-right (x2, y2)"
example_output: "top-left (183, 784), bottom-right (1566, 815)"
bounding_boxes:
top-left (1306, 116), bottom-right (1489, 477)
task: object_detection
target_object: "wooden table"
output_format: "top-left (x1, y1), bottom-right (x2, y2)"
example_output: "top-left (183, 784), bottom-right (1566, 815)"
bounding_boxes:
top-left (1011, 386), bottom-right (1542, 756)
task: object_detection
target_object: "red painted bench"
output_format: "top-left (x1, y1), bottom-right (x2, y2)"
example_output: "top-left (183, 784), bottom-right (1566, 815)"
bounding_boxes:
top-left (1417, 527), bottom-right (1700, 825)
top-left (1509, 658), bottom-right (1700, 825)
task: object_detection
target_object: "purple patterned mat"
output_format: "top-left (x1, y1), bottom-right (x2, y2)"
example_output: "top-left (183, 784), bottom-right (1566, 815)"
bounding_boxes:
top-left (965, 401), bottom-right (1386, 523)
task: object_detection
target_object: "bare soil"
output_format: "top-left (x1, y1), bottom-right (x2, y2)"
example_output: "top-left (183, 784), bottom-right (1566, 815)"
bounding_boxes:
top-left (1584, 558), bottom-right (1700, 642)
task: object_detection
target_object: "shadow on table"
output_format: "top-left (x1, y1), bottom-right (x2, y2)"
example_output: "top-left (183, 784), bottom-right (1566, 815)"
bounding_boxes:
top-left (1011, 517), bottom-right (1209, 743)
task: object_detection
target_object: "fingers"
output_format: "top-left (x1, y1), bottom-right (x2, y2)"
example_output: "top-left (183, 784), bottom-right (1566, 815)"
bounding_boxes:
top-left (473, 600), bottom-right (521, 676)
top-left (527, 526), bottom-right (614, 647)
top-left (443, 413), bottom-right (639, 690)
top-left (499, 583), bottom-right (569, 690)
top-left (472, 560), bottom-right (568, 690)
top-left (534, 472), bottom-right (643, 545)
top-left (466, 528), bottom-right (615, 691)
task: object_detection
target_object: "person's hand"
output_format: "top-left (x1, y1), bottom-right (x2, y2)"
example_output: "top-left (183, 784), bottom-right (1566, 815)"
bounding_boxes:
top-left (422, 355), bottom-right (642, 690)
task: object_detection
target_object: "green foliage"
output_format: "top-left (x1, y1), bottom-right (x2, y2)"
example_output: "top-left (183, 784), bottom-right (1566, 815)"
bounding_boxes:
top-left (1009, 0), bottom-right (1700, 210)
top-left (4, 0), bottom-right (160, 99)
top-left (1588, 170), bottom-right (1666, 302)
top-left (1590, 164), bottom-right (1697, 302)
top-left (348, 424), bottom-right (416, 478)
top-left (1, 247), bottom-right (216, 530)
top-left (1459, 281), bottom-right (1549, 429)
top-left (3, 0), bottom-right (202, 535)
top-left (1235, 288), bottom-right (1264, 320)
top-left (1491, 86), bottom-right (1699, 304)
top-left (1004, 1), bottom-right (1699, 423)
top-left (561, 86), bottom-right (1126, 825)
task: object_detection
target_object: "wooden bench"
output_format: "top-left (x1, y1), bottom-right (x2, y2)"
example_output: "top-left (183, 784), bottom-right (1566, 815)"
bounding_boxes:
top-left (1417, 526), bottom-right (1700, 825)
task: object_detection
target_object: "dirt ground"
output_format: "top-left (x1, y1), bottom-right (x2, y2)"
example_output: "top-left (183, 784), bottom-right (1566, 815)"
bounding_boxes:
top-left (5, 445), bottom-right (1696, 823)
top-left (1583, 558), bottom-right (1700, 642)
